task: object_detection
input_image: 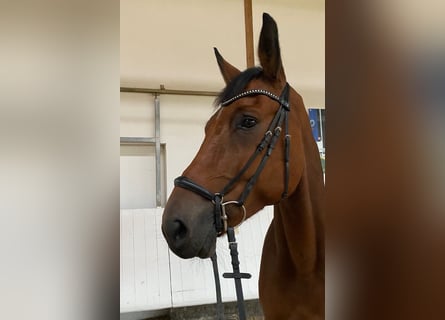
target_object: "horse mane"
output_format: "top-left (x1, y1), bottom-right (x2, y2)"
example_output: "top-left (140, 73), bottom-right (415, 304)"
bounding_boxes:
top-left (214, 67), bottom-right (263, 106)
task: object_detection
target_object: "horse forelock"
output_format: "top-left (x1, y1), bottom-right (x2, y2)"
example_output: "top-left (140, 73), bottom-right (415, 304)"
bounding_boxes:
top-left (214, 67), bottom-right (263, 107)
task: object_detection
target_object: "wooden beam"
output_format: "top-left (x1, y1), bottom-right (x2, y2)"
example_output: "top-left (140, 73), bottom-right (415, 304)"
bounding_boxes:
top-left (244, 0), bottom-right (254, 68)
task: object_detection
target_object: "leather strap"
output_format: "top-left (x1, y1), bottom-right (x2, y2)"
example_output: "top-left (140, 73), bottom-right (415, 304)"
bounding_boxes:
top-left (222, 227), bottom-right (251, 320)
top-left (174, 83), bottom-right (291, 320)
top-left (174, 176), bottom-right (214, 201)
top-left (174, 83), bottom-right (291, 235)
top-left (211, 253), bottom-right (225, 320)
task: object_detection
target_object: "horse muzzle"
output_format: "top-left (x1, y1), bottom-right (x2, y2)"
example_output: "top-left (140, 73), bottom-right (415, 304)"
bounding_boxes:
top-left (162, 189), bottom-right (217, 259)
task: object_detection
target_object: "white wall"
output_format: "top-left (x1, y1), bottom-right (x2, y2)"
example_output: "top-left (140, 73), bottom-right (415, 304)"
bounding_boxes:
top-left (120, 0), bottom-right (325, 107)
top-left (120, 0), bottom-right (325, 314)
top-left (120, 93), bottom-right (215, 197)
top-left (120, 208), bottom-right (171, 312)
top-left (120, 207), bottom-right (273, 313)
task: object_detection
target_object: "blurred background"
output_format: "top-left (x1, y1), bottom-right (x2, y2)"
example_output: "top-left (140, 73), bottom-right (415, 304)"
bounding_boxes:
top-left (1, 0), bottom-right (444, 319)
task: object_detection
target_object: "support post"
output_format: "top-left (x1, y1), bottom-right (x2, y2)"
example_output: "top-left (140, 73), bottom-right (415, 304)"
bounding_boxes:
top-left (154, 94), bottom-right (161, 207)
top-left (244, 0), bottom-right (254, 68)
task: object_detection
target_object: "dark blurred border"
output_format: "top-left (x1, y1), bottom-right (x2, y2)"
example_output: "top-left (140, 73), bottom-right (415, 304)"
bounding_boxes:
top-left (327, 1), bottom-right (445, 319)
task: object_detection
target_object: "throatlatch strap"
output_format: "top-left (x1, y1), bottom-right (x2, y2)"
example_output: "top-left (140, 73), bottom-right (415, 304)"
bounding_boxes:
top-left (282, 84), bottom-right (291, 198)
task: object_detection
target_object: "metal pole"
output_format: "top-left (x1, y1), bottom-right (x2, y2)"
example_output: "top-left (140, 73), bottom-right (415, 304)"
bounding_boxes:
top-left (154, 94), bottom-right (161, 207)
top-left (120, 86), bottom-right (219, 97)
top-left (120, 137), bottom-right (156, 144)
top-left (121, 85), bottom-right (219, 207)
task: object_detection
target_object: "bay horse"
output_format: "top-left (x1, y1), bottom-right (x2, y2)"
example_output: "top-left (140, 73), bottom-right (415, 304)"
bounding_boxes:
top-left (162, 13), bottom-right (324, 319)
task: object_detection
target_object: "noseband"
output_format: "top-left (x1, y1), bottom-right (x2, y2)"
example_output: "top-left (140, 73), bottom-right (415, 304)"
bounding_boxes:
top-left (174, 82), bottom-right (291, 235)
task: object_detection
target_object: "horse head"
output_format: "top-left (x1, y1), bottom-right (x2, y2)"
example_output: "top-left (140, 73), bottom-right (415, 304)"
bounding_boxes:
top-left (162, 13), bottom-right (309, 259)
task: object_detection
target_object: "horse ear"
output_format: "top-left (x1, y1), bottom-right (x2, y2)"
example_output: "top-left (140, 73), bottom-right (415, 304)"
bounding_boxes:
top-left (214, 47), bottom-right (241, 85)
top-left (258, 13), bottom-right (286, 82)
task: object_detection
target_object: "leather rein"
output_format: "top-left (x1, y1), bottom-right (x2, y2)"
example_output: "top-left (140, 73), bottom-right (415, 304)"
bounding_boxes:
top-left (174, 83), bottom-right (291, 319)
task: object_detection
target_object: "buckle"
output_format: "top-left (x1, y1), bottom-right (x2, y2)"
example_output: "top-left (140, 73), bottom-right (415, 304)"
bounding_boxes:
top-left (221, 201), bottom-right (247, 232)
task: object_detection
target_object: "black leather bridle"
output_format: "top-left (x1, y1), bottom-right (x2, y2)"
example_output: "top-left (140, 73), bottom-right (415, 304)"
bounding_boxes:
top-left (173, 83), bottom-right (291, 320)
top-left (174, 82), bottom-right (291, 235)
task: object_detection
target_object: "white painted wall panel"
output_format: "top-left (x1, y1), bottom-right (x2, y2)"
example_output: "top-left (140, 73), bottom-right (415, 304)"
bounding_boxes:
top-left (121, 211), bottom-right (135, 308)
top-left (168, 206), bottom-right (273, 307)
top-left (120, 209), bottom-right (171, 313)
top-left (133, 211), bottom-right (148, 306)
top-left (120, 206), bottom-right (273, 312)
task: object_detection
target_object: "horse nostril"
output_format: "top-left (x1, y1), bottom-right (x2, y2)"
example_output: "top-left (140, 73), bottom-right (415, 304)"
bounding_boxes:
top-left (162, 218), bottom-right (189, 250)
top-left (172, 219), bottom-right (188, 242)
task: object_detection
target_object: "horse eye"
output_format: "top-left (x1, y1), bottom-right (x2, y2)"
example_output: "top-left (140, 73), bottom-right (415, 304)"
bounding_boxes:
top-left (240, 116), bottom-right (257, 129)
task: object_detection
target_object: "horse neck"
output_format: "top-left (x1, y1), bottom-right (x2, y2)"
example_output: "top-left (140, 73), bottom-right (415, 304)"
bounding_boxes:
top-left (272, 104), bottom-right (325, 276)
